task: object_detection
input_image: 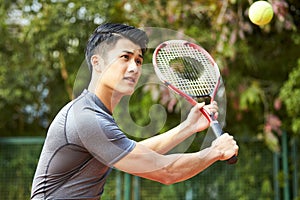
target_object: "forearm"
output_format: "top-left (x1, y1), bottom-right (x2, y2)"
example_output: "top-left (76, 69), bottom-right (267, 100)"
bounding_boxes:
top-left (115, 134), bottom-right (238, 185)
top-left (156, 133), bottom-right (239, 184)
top-left (139, 103), bottom-right (214, 154)
top-left (138, 120), bottom-right (193, 154)
top-left (134, 147), bottom-right (221, 185)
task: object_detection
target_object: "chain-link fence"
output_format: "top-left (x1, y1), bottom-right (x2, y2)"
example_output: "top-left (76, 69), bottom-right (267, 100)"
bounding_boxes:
top-left (0, 136), bottom-right (298, 200)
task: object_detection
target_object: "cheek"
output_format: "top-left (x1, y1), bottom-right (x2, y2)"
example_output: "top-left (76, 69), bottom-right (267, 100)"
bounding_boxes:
top-left (103, 64), bottom-right (126, 85)
top-left (106, 62), bottom-right (124, 75)
top-left (107, 69), bottom-right (122, 83)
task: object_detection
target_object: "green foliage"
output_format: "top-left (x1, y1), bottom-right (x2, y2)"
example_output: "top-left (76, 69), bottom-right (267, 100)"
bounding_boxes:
top-left (279, 59), bottom-right (300, 134)
top-left (114, 87), bottom-right (182, 141)
top-left (1, 0), bottom-right (299, 142)
top-left (158, 184), bottom-right (177, 199)
top-left (239, 81), bottom-right (264, 111)
top-left (0, 0), bottom-right (126, 136)
top-left (0, 142), bottom-right (42, 199)
top-left (1, 0), bottom-right (300, 198)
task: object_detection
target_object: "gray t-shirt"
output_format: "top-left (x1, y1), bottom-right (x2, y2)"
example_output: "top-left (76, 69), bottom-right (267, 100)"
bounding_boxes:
top-left (31, 89), bottom-right (136, 199)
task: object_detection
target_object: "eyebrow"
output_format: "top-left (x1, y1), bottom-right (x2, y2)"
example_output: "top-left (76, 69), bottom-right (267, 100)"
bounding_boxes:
top-left (122, 50), bottom-right (144, 59)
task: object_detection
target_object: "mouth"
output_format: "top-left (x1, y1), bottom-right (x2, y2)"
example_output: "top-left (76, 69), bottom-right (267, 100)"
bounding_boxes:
top-left (123, 77), bottom-right (136, 84)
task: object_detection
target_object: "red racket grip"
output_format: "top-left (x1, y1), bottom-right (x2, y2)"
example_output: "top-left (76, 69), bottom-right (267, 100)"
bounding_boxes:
top-left (210, 121), bottom-right (238, 164)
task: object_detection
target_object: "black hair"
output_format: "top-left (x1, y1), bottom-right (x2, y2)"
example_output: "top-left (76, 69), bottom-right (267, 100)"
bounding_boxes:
top-left (85, 23), bottom-right (149, 73)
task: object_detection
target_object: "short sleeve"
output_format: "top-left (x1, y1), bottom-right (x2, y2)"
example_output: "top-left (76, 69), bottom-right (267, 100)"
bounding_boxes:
top-left (75, 110), bottom-right (136, 166)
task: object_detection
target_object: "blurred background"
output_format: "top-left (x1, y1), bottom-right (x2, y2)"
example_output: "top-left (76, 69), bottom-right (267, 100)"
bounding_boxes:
top-left (0, 0), bottom-right (299, 199)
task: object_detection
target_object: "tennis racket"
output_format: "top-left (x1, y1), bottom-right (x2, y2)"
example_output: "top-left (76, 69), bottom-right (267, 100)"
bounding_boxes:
top-left (152, 40), bottom-right (237, 164)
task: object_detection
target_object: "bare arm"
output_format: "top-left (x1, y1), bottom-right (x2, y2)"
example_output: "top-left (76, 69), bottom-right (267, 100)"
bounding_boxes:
top-left (114, 133), bottom-right (238, 185)
top-left (139, 102), bottom-right (218, 154)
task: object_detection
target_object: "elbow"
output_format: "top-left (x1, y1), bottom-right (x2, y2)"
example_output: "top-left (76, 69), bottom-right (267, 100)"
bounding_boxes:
top-left (160, 178), bottom-right (176, 185)
top-left (157, 177), bottom-right (172, 185)
top-left (156, 168), bottom-right (179, 185)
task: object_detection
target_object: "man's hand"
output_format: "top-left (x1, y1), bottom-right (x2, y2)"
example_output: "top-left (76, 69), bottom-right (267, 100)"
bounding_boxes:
top-left (210, 133), bottom-right (239, 161)
top-left (184, 101), bottom-right (219, 133)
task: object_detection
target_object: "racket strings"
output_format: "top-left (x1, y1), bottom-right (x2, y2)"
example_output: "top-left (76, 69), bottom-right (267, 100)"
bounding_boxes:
top-left (156, 42), bottom-right (218, 97)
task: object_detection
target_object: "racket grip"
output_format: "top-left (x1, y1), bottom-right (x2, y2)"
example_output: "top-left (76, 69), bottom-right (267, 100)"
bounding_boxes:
top-left (210, 121), bottom-right (238, 165)
top-left (227, 155), bottom-right (238, 164)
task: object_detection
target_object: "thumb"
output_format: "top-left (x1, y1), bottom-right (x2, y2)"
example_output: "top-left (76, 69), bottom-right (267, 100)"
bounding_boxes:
top-left (196, 102), bottom-right (205, 109)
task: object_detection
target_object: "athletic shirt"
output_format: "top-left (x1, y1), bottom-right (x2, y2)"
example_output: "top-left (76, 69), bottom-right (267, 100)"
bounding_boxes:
top-left (31, 89), bottom-right (136, 199)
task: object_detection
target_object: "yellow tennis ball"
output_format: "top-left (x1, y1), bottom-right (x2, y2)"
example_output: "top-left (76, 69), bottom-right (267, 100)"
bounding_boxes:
top-left (249, 1), bottom-right (274, 25)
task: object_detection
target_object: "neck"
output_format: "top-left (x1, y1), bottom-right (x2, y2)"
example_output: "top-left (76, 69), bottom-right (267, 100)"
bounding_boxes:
top-left (88, 76), bottom-right (123, 113)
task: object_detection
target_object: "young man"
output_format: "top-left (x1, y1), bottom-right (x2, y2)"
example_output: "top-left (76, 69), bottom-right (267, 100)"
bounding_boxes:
top-left (31, 23), bottom-right (238, 199)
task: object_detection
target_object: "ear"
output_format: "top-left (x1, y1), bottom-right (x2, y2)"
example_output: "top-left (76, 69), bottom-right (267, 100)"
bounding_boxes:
top-left (91, 54), bottom-right (104, 73)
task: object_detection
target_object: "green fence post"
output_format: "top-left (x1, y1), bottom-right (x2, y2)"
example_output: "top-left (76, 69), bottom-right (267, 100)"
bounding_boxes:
top-left (291, 138), bottom-right (298, 199)
top-left (124, 173), bottom-right (131, 200)
top-left (273, 152), bottom-right (280, 200)
top-left (116, 171), bottom-right (122, 200)
top-left (133, 176), bottom-right (140, 200)
top-left (281, 131), bottom-right (290, 200)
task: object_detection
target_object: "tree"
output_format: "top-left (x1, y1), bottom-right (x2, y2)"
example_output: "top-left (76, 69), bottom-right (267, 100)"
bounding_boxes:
top-left (0, 0), bottom-right (129, 135)
top-left (120, 0), bottom-right (300, 152)
top-left (1, 0), bottom-right (299, 149)
top-left (1, 0), bottom-right (299, 199)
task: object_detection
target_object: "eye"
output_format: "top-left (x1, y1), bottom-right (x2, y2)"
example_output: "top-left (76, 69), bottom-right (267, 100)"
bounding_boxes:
top-left (136, 59), bottom-right (143, 66)
top-left (121, 54), bottom-right (130, 60)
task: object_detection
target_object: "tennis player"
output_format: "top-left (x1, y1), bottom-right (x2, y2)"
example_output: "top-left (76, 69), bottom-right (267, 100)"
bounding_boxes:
top-left (31, 23), bottom-right (239, 199)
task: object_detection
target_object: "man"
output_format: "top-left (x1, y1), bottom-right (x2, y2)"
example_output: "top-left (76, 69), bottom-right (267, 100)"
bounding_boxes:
top-left (31, 23), bottom-right (238, 199)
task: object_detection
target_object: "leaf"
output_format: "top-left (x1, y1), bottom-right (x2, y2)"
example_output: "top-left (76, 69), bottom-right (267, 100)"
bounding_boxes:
top-left (239, 82), bottom-right (263, 110)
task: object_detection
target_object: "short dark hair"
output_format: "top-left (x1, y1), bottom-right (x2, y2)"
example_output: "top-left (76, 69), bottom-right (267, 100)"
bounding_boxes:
top-left (85, 23), bottom-right (149, 72)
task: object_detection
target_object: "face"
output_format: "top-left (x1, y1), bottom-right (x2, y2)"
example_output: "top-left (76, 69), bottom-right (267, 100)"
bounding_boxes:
top-left (95, 38), bottom-right (144, 96)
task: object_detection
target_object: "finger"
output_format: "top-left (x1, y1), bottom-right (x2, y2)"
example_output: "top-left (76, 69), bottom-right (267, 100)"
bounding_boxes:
top-left (212, 101), bottom-right (218, 106)
top-left (203, 103), bottom-right (218, 114)
top-left (198, 102), bottom-right (206, 107)
top-left (195, 102), bottom-right (205, 110)
top-left (214, 112), bottom-right (219, 120)
top-left (203, 107), bottom-right (215, 116)
top-left (221, 132), bottom-right (229, 137)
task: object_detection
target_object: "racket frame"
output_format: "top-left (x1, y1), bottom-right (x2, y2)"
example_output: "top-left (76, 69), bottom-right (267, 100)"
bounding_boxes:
top-left (152, 40), bottom-right (221, 124)
top-left (153, 40), bottom-right (237, 164)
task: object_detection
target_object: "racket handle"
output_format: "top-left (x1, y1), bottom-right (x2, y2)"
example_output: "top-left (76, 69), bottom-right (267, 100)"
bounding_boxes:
top-left (227, 155), bottom-right (238, 164)
top-left (210, 121), bottom-right (238, 165)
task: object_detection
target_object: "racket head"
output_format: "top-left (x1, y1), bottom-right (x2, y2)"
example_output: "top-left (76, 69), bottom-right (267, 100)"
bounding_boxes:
top-left (153, 40), bottom-right (221, 103)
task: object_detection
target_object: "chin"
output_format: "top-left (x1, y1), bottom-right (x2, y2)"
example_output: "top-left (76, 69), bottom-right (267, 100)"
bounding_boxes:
top-left (117, 87), bottom-right (135, 96)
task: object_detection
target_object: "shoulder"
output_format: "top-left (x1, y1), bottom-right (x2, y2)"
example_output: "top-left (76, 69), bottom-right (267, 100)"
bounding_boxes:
top-left (69, 90), bottom-right (121, 136)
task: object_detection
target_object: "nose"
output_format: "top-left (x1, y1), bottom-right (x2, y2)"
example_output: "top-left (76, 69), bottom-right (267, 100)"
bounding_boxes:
top-left (127, 60), bottom-right (139, 73)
